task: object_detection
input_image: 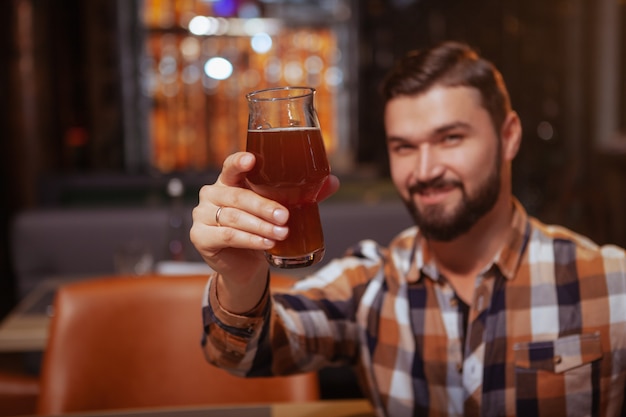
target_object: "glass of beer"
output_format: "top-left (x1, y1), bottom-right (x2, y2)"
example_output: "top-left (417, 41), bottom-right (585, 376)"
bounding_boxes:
top-left (245, 87), bottom-right (330, 268)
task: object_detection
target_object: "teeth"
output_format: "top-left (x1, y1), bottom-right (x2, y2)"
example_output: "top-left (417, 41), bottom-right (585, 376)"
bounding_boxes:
top-left (420, 187), bottom-right (450, 197)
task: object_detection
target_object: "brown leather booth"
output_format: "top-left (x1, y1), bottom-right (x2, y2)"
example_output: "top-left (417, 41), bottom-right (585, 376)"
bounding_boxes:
top-left (36, 274), bottom-right (320, 415)
top-left (0, 370), bottom-right (39, 416)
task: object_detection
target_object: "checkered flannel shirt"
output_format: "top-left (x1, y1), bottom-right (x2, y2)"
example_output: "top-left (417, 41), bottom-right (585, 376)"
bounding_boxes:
top-left (202, 198), bottom-right (626, 417)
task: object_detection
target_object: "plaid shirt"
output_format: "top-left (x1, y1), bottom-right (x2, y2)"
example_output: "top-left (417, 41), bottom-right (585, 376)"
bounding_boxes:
top-left (202, 198), bottom-right (626, 416)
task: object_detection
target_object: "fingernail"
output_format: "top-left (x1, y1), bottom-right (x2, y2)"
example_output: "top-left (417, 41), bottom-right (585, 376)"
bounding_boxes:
top-left (240, 154), bottom-right (253, 166)
top-left (273, 208), bottom-right (288, 224)
top-left (273, 226), bottom-right (288, 239)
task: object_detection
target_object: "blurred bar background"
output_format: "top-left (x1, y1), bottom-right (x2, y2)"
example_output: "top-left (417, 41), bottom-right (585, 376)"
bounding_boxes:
top-left (1, 0), bottom-right (626, 319)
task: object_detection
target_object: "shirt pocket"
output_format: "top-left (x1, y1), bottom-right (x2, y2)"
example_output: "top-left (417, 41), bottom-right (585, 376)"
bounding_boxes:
top-left (513, 332), bottom-right (603, 417)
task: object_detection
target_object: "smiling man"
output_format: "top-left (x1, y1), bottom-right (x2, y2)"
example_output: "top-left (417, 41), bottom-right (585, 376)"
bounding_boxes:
top-left (191, 41), bottom-right (626, 416)
top-left (383, 52), bottom-right (521, 306)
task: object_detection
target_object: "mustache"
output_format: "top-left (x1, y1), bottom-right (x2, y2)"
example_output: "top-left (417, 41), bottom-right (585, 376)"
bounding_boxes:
top-left (408, 177), bottom-right (462, 194)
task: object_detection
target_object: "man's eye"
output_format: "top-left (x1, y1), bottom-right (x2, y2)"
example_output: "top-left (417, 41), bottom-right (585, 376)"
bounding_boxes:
top-left (391, 143), bottom-right (413, 153)
top-left (443, 134), bottom-right (462, 143)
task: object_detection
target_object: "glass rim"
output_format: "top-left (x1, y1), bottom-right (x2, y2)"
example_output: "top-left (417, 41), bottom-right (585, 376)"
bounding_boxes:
top-left (246, 86), bottom-right (315, 102)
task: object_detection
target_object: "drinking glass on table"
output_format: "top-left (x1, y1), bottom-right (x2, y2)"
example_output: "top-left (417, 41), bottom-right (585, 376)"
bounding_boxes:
top-left (245, 86), bottom-right (330, 268)
top-left (114, 240), bottom-right (154, 276)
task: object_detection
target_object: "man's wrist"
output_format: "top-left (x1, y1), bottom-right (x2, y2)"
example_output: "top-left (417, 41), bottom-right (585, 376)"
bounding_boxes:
top-left (211, 271), bottom-right (270, 319)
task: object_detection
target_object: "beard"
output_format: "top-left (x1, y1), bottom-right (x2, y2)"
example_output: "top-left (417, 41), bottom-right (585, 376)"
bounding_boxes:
top-left (403, 159), bottom-right (502, 242)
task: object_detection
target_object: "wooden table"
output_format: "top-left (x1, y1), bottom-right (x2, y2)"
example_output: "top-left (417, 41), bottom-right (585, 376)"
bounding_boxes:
top-left (18, 399), bottom-right (374, 417)
top-left (0, 278), bottom-right (62, 352)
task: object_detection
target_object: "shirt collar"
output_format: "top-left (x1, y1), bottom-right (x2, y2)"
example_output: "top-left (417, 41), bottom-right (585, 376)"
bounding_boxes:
top-left (492, 198), bottom-right (530, 280)
top-left (411, 197), bottom-right (530, 283)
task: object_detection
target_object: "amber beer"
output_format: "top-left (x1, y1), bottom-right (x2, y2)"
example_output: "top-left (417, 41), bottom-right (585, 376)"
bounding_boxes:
top-left (246, 127), bottom-right (330, 267)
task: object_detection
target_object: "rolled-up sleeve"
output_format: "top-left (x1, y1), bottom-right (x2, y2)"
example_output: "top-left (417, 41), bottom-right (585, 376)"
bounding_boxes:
top-left (201, 273), bottom-right (270, 374)
top-left (200, 240), bottom-right (390, 378)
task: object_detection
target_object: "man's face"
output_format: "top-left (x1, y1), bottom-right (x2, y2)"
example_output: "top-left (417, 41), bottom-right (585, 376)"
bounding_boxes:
top-left (385, 86), bottom-right (503, 241)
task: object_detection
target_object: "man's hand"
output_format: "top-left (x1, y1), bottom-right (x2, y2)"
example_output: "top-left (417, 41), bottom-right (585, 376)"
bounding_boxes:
top-left (190, 151), bottom-right (339, 312)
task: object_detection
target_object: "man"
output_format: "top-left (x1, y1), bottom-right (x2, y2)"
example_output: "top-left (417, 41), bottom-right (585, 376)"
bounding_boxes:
top-left (190, 41), bottom-right (626, 416)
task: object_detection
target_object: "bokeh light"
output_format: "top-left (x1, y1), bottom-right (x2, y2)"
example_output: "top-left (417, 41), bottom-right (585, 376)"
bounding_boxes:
top-left (204, 57), bottom-right (233, 80)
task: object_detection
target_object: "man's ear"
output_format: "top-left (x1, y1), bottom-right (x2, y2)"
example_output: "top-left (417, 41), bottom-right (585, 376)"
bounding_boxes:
top-left (500, 111), bottom-right (522, 161)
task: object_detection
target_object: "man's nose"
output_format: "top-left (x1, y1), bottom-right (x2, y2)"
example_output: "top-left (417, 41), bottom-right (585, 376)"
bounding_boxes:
top-left (415, 146), bottom-right (444, 182)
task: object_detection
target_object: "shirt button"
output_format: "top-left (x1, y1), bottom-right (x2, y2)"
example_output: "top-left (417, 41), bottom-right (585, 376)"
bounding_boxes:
top-left (449, 297), bottom-right (458, 307)
top-left (553, 355), bottom-right (562, 365)
top-left (476, 296), bottom-right (484, 310)
top-left (456, 363), bottom-right (463, 373)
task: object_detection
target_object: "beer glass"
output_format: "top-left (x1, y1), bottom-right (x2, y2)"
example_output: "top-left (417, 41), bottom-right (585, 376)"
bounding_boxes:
top-left (245, 87), bottom-right (330, 268)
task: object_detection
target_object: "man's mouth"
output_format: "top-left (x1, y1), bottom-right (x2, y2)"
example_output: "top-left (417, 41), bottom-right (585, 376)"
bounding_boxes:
top-left (410, 177), bottom-right (461, 202)
top-left (414, 185), bottom-right (456, 205)
top-left (418, 184), bottom-right (456, 196)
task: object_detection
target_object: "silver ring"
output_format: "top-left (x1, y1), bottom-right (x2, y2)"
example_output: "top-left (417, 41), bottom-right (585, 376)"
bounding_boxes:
top-left (215, 206), bottom-right (224, 227)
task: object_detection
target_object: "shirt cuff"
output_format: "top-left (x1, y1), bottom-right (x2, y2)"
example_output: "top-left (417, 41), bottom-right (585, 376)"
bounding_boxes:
top-left (208, 272), bottom-right (270, 330)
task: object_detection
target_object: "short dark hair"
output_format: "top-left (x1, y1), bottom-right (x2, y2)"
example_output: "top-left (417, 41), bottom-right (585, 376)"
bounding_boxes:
top-left (381, 41), bottom-right (512, 132)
